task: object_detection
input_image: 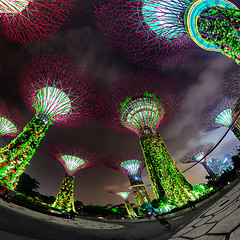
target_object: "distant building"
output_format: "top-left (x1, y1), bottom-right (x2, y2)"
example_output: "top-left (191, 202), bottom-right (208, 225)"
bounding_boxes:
top-left (222, 154), bottom-right (234, 171)
top-left (206, 144), bottom-right (239, 176)
top-left (207, 158), bottom-right (224, 176)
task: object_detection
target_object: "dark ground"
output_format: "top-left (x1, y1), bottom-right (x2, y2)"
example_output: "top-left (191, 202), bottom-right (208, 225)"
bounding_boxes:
top-left (0, 180), bottom-right (238, 240)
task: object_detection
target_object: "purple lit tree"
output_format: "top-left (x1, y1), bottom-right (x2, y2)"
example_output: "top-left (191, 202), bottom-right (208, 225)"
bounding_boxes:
top-left (0, 55), bottom-right (96, 191)
top-left (181, 143), bottom-right (218, 181)
top-left (96, 0), bottom-right (200, 71)
top-left (48, 144), bottom-right (101, 212)
top-left (96, 0), bottom-right (240, 69)
top-left (0, 101), bottom-right (24, 138)
top-left (222, 64), bottom-right (240, 130)
top-left (232, 99), bottom-right (240, 135)
top-left (223, 64), bottom-right (240, 99)
top-left (101, 72), bottom-right (195, 206)
top-left (200, 97), bottom-right (240, 140)
top-left (108, 190), bottom-right (137, 218)
top-left (105, 149), bottom-right (151, 215)
top-left (0, 0), bottom-right (73, 44)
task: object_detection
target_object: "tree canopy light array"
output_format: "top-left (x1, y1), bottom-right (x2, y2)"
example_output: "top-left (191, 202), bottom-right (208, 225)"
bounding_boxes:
top-left (109, 191), bottom-right (137, 218)
top-left (232, 99), bottom-right (240, 139)
top-left (181, 143), bottom-right (218, 181)
top-left (0, 55), bottom-right (95, 191)
top-left (222, 65), bottom-right (240, 134)
top-left (48, 145), bottom-right (100, 212)
top-left (96, 0), bottom-right (240, 69)
top-left (215, 109), bottom-right (233, 127)
top-left (0, 0), bottom-right (30, 14)
top-left (105, 150), bottom-right (151, 216)
top-left (96, 0), bottom-right (201, 70)
top-left (222, 64), bottom-right (240, 99)
top-left (103, 72), bottom-right (196, 206)
top-left (0, 0), bottom-right (73, 44)
top-left (200, 97), bottom-right (240, 141)
top-left (0, 102), bottom-right (24, 137)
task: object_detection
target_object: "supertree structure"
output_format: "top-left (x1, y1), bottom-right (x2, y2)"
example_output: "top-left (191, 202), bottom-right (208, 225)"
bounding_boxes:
top-left (108, 190), bottom-right (137, 218)
top-left (0, 55), bottom-right (96, 191)
top-left (0, 0), bottom-right (73, 44)
top-left (102, 72), bottom-right (195, 206)
top-left (181, 143), bottom-right (218, 180)
top-left (222, 64), bottom-right (240, 130)
top-left (223, 64), bottom-right (240, 99)
top-left (0, 101), bottom-right (24, 138)
top-left (48, 144), bottom-right (101, 212)
top-left (200, 97), bottom-right (240, 140)
top-left (96, 0), bottom-right (240, 69)
top-left (96, 0), bottom-right (202, 71)
top-left (105, 149), bottom-right (151, 215)
top-left (232, 99), bottom-right (240, 137)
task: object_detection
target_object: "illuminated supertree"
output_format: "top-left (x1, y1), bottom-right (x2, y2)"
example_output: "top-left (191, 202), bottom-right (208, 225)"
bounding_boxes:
top-left (222, 64), bottom-right (240, 99)
top-left (96, 1), bottom-right (202, 71)
top-left (232, 99), bottom-right (240, 138)
top-left (181, 143), bottom-right (218, 181)
top-left (0, 101), bottom-right (24, 138)
top-left (105, 149), bottom-right (151, 215)
top-left (0, 55), bottom-right (95, 191)
top-left (222, 64), bottom-right (240, 131)
top-left (102, 72), bottom-right (195, 206)
top-left (96, 0), bottom-right (240, 69)
top-left (0, 0), bottom-right (73, 44)
top-left (200, 97), bottom-right (240, 140)
top-left (108, 190), bottom-right (137, 218)
top-left (48, 144), bottom-right (101, 212)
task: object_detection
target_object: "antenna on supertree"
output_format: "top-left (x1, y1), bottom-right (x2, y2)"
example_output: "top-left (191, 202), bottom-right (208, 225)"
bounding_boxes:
top-left (101, 71), bottom-right (196, 206)
top-left (108, 190), bottom-right (137, 218)
top-left (105, 149), bottom-right (151, 216)
top-left (48, 144), bottom-right (101, 212)
top-left (95, 1), bottom-right (201, 71)
top-left (0, 55), bottom-right (96, 191)
top-left (96, 0), bottom-right (240, 68)
top-left (0, 101), bottom-right (24, 137)
top-left (0, 0), bottom-right (73, 44)
top-left (181, 143), bottom-right (218, 181)
top-left (200, 97), bottom-right (240, 140)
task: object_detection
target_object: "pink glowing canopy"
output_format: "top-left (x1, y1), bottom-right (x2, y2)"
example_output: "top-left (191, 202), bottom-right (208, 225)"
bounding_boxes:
top-left (101, 71), bottom-right (180, 136)
top-left (18, 55), bottom-right (96, 128)
top-left (0, 101), bottom-right (24, 137)
top-left (47, 144), bottom-right (102, 176)
top-left (0, 0), bottom-right (73, 44)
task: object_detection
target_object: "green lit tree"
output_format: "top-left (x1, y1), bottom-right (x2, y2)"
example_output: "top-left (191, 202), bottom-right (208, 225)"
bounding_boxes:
top-left (102, 72), bottom-right (195, 206)
top-left (200, 97), bottom-right (240, 140)
top-left (96, 0), bottom-right (240, 69)
top-left (108, 191), bottom-right (137, 219)
top-left (181, 143), bottom-right (218, 181)
top-left (0, 101), bottom-right (24, 138)
top-left (105, 149), bottom-right (151, 216)
top-left (0, 55), bottom-right (95, 191)
top-left (48, 144), bottom-right (101, 212)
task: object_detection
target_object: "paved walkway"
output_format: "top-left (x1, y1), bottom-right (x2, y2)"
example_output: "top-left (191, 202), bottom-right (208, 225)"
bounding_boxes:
top-left (0, 180), bottom-right (239, 239)
top-left (0, 199), bottom-right (124, 230)
top-left (169, 182), bottom-right (240, 240)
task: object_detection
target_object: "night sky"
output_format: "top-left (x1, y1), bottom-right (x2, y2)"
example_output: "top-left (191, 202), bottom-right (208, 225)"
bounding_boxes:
top-left (0, 0), bottom-right (239, 206)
